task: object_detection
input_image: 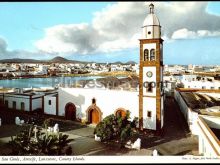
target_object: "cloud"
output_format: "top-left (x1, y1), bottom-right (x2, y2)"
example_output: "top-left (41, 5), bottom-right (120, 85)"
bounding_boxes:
top-left (34, 2), bottom-right (220, 56)
top-left (0, 37), bottom-right (38, 59)
top-left (172, 28), bottom-right (220, 39)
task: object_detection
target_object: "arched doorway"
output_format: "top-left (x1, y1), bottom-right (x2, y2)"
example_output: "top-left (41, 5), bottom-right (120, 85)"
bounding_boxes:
top-left (115, 108), bottom-right (127, 118)
top-left (86, 105), bottom-right (102, 124)
top-left (65, 103), bottom-right (76, 121)
top-left (89, 109), bottom-right (100, 124)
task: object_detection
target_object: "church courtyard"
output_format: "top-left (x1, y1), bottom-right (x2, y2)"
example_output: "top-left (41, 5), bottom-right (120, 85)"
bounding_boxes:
top-left (0, 96), bottom-right (198, 156)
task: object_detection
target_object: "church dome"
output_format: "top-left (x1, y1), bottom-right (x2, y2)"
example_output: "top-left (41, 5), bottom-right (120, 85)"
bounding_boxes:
top-left (143, 13), bottom-right (160, 27)
top-left (142, 3), bottom-right (161, 39)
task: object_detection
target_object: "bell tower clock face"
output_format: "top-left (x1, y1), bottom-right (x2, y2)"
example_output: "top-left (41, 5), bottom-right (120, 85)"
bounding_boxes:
top-left (146, 71), bottom-right (153, 78)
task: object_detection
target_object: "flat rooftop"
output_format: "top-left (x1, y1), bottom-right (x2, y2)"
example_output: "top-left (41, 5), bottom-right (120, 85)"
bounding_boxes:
top-left (179, 90), bottom-right (220, 116)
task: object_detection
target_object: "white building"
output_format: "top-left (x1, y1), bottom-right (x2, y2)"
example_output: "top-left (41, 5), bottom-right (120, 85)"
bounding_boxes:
top-left (181, 75), bottom-right (220, 90)
top-left (163, 75), bottom-right (178, 96)
top-left (1, 88), bottom-right (57, 112)
top-left (174, 88), bottom-right (220, 156)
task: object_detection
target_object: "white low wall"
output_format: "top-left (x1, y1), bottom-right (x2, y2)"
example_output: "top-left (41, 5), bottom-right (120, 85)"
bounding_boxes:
top-left (197, 116), bottom-right (220, 156)
top-left (174, 90), bottom-right (199, 135)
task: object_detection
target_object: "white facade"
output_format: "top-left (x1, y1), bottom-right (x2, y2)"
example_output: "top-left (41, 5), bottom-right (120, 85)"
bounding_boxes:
top-left (143, 67), bottom-right (156, 96)
top-left (58, 87), bottom-right (139, 121)
top-left (143, 97), bottom-right (156, 129)
top-left (181, 75), bottom-right (220, 90)
top-left (44, 94), bottom-right (57, 115)
top-left (3, 93), bottom-right (43, 111)
top-left (174, 89), bottom-right (220, 156)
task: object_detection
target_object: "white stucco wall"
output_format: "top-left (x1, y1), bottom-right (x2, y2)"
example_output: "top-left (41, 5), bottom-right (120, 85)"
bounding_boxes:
top-left (143, 26), bottom-right (160, 39)
top-left (198, 117), bottom-right (220, 156)
top-left (174, 90), bottom-right (199, 135)
top-left (58, 88), bottom-right (139, 121)
top-left (4, 95), bottom-right (30, 111)
top-left (143, 97), bottom-right (156, 130)
top-left (44, 95), bottom-right (57, 115)
top-left (32, 98), bottom-right (42, 110)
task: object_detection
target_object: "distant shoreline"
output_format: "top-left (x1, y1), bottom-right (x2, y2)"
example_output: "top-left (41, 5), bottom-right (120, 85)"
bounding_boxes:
top-left (0, 71), bottom-right (138, 81)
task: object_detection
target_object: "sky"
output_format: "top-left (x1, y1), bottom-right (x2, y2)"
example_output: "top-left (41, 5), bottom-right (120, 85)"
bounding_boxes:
top-left (0, 2), bottom-right (220, 65)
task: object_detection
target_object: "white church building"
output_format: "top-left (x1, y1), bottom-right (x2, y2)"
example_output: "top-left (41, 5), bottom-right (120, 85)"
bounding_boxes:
top-left (45, 3), bottom-right (165, 132)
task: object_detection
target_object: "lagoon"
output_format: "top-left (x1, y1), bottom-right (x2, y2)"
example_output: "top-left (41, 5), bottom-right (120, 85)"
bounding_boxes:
top-left (0, 76), bottom-right (104, 88)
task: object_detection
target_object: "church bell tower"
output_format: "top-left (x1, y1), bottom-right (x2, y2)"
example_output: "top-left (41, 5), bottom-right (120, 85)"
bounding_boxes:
top-left (139, 3), bottom-right (164, 132)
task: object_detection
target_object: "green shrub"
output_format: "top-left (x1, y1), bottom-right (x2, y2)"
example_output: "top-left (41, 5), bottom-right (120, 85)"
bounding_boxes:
top-left (94, 111), bottom-right (138, 145)
top-left (8, 124), bottom-right (74, 155)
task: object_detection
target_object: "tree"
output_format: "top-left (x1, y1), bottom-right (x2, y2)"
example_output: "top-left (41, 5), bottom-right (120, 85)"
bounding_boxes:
top-left (94, 111), bottom-right (139, 146)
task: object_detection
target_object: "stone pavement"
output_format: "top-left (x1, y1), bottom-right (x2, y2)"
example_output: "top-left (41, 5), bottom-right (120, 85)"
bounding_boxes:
top-left (153, 135), bottom-right (199, 155)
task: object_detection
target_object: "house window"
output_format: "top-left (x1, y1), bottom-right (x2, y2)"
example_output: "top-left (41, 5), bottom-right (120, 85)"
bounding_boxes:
top-left (219, 87), bottom-right (220, 90)
top-left (188, 86), bottom-right (190, 88)
top-left (148, 31), bottom-right (151, 35)
top-left (147, 111), bottom-right (152, 118)
top-left (150, 49), bottom-right (155, 61)
top-left (202, 86), bottom-right (206, 89)
top-left (5, 100), bottom-right (8, 108)
top-left (144, 49), bottom-right (149, 61)
top-left (13, 101), bottom-right (16, 109)
top-left (48, 100), bottom-right (51, 105)
top-left (210, 87), bottom-right (214, 90)
top-left (21, 102), bottom-right (25, 111)
top-left (146, 82), bottom-right (153, 93)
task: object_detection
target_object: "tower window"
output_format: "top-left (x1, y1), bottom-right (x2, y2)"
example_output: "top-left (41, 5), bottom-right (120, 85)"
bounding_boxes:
top-left (147, 111), bottom-right (152, 118)
top-left (146, 82), bottom-right (153, 93)
top-left (92, 98), bottom-right (96, 104)
top-left (148, 31), bottom-right (151, 35)
top-left (48, 100), bottom-right (51, 105)
top-left (150, 49), bottom-right (155, 61)
top-left (144, 49), bottom-right (149, 61)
